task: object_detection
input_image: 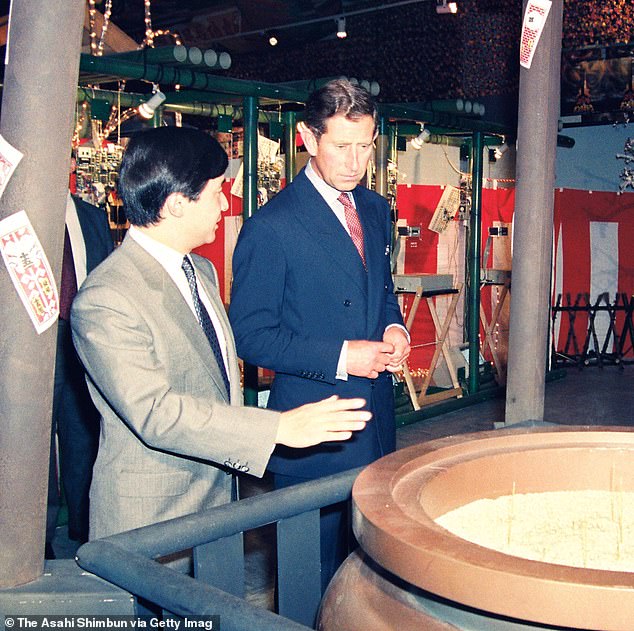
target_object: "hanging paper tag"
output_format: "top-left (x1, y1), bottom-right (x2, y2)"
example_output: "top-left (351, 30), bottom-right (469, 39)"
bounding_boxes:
top-left (230, 161), bottom-right (243, 199)
top-left (0, 134), bottom-right (23, 199)
top-left (519, 0), bottom-right (552, 69)
top-left (0, 210), bottom-right (59, 334)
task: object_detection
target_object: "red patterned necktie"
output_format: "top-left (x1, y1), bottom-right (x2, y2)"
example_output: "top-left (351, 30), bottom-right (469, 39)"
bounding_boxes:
top-left (338, 192), bottom-right (366, 268)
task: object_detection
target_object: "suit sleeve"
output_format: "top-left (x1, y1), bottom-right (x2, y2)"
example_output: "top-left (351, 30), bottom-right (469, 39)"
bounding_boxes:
top-left (71, 280), bottom-right (280, 478)
top-left (229, 217), bottom-right (343, 384)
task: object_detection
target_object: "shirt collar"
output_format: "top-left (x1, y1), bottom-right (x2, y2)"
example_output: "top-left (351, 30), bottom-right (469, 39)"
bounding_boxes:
top-left (128, 225), bottom-right (188, 274)
top-left (305, 159), bottom-right (353, 206)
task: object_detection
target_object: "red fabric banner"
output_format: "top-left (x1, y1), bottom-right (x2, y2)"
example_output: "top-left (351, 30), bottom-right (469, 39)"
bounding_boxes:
top-left (196, 180), bottom-right (634, 371)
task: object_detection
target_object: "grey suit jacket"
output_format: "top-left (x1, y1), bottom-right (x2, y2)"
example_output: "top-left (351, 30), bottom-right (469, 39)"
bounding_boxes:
top-left (71, 235), bottom-right (280, 539)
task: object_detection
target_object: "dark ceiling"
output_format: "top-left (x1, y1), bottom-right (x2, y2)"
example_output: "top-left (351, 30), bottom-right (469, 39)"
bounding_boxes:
top-left (0, 1), bottom-right (631, 127)
top-left (0, 0), bottom-right (401, 55)
top-left (106, 0), bottom-right (402, 55)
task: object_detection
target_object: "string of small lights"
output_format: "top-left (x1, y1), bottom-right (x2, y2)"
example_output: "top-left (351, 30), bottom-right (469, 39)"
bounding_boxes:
top-left (143, 0), bottom-right (183, 48)
top-left (84, 1), bottom-right (185, 150)
top-left (87, 0), bottom-right (113, 57)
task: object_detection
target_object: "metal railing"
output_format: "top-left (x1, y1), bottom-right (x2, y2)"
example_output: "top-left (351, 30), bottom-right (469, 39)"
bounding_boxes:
top-left (75, 468), bottom-right (362, 631)
top-left (551, 292), bottom-right (634, 367)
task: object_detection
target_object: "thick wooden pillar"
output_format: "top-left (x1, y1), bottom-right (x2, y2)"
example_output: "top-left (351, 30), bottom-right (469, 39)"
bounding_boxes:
top-left (505, 0), bottom-right (564, 424)
top-left (0, 0), bottom-right (84, 587)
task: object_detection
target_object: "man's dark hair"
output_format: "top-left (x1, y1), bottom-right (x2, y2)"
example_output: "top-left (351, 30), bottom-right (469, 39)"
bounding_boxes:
top-left (304, 79), bottom-right (378, 139)
top-left (118, 126), bottom-right (229, 227)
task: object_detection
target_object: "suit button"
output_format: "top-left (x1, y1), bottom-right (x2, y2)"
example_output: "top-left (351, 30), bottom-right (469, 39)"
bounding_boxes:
top-left (343, 299), bottom-right (351, 307)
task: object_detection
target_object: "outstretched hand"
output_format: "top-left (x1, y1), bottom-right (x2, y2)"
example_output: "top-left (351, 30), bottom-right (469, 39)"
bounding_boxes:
top-left (276, 396), bottom-right (371, 448)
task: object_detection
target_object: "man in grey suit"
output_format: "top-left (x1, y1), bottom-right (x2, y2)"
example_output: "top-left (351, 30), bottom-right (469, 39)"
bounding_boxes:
top-left (70, 126), bottom-right (371, 540)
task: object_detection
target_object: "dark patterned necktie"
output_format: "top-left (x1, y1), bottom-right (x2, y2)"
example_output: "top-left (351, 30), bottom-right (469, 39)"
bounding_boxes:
top-left (338, 192), bottom-right (366, 268)
top-left (181, 256), bottom-right (230, 396)
top-left (59, 227), bottom-right (77, 321)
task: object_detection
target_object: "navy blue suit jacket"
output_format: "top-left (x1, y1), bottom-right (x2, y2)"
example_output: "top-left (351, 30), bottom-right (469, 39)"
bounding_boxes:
top-left (47, 196), bottom-right (113, 542)
top-left (229, 169), bottom-right (405, 478)
top-left (72, 195), bottom-right (114, 274)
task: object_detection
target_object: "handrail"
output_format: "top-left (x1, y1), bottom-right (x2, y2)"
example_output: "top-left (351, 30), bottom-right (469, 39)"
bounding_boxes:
top-left (77, 540), bottom-right (307, 631)
top-left (76, 468), bottom-right (362, 630)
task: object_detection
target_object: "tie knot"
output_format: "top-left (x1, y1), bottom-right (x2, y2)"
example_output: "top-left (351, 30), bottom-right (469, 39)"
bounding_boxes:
top-left (338, 192), bottom-right (353, 208)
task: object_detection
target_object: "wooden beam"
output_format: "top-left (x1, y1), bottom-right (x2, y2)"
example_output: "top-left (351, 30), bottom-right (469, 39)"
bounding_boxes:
top-left (0, 6), bottom-right (138, 52)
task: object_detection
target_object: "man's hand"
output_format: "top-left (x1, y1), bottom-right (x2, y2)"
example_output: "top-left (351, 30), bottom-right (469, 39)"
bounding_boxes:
top-left (347, 340), bottom-right (395, 379)
top-left (276, 396), bottom-right (371, 448)
top-left (382, 327), bottom-right (411, 372)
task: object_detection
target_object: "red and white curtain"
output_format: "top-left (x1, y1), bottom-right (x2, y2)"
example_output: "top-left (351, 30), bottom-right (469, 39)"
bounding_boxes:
top-left (197, 176), bottom-right (634, 373)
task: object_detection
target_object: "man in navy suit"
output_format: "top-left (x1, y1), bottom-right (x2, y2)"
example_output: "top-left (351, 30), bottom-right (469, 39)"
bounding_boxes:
top-left (46, 192), bottom-right (114, 557)
top-left (229, 79), bottom-right (410, 591)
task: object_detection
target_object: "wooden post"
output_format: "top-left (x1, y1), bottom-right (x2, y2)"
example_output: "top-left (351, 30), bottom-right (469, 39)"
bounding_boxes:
top-left (0, 0), bottom-right (84, 587)
top-left (505, 0), bottom-right (564, 424)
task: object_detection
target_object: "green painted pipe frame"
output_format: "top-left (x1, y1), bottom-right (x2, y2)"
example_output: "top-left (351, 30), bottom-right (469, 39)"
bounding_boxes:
top-left (241, 95), bottom-right (260, 407)
top-left (467, 131), bottom-right (484, 395)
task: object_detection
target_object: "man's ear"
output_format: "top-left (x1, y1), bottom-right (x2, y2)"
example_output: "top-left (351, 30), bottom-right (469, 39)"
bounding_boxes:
top-left (298, 121), bottom-right (318, 157)
top-left (163, 192), bottom-right (187, 218)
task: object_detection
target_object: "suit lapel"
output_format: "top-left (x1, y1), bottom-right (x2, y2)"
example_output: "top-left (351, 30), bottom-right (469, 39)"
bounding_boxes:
top-left (194, 259), bottom-right (242, 405)
top-left (122, 238), bottom-right (231, 402)
top-left (291, 171), bottom-right (368, 292)
top-left (352, 188), bottom-right (386, 335)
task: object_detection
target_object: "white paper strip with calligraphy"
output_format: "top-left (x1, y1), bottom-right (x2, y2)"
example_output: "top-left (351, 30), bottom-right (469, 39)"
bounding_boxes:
top-left (0, 134), bottom-right (23, 199)
top-left (0, 210), bottom-right (59, 334)
top-left (519, 0), bottom-right (552, 70)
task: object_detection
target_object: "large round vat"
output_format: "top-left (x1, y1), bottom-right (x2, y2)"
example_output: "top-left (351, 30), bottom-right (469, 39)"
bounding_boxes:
top-left (319, 427), bottom-right (634, 631)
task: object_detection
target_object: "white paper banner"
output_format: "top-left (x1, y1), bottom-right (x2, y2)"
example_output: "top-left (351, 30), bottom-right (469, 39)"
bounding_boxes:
top-left (519, 0), bottom-right (552, 69)
top-left (230, 134), bottom-right (280, 199)
top-left (0, 210), bottom-right (59, 334)
top-left (0, 134), bottom-right (23, 199)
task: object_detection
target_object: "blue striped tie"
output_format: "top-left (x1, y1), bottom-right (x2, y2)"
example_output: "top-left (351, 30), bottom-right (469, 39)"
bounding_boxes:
top-left (182, 256), bottom-right (230, 397)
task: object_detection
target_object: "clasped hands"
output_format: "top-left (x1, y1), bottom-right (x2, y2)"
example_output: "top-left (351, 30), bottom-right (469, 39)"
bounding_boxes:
top-left (347, 327), bottom-right (411, 380)
top-left (275, 328), bottom-right (410, 448)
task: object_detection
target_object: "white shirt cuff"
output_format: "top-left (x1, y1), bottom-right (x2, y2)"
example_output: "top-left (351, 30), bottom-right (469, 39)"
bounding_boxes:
top-left (336, 340), bottom-right (349, 381)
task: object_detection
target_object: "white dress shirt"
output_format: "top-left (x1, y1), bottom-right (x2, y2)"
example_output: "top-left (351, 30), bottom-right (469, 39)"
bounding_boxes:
top-left (65, 192), bottom-right (87, 287)
top-left (305, 159), bottom-right (355, 234)
top-left (128, 226), bottom-right (230, 375)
